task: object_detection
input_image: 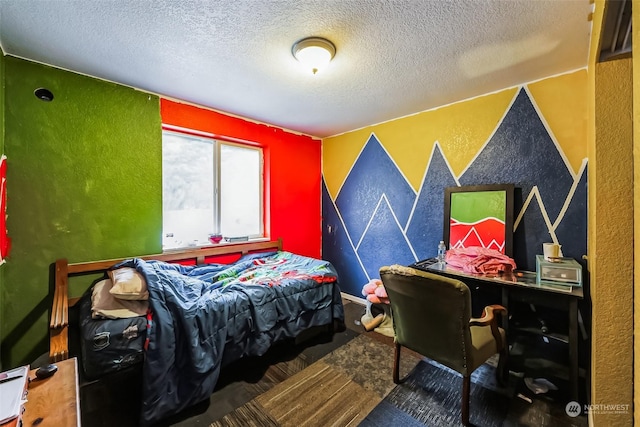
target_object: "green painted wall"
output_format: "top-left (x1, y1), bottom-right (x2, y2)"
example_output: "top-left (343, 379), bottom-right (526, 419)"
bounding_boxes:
top-left (1, 57), bottom-right (162, 367)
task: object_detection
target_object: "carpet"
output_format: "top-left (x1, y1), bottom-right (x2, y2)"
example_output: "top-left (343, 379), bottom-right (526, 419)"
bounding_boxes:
top-left (361, 359), bottom-right (517, 427)
top-left (210, 333), bottom-right (515, 427)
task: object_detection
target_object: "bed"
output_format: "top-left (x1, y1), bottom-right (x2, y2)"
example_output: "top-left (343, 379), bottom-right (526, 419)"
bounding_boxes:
top-left (49, 239), bottom-right (345, 425)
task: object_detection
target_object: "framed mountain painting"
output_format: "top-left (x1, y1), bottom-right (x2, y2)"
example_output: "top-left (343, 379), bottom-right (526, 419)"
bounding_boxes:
top-left (443, 184), bottom-right (514, 256)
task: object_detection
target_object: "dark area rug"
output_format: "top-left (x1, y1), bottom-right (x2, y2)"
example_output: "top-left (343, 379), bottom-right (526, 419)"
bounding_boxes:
top-left (360, 359), bottom-right (517, 427)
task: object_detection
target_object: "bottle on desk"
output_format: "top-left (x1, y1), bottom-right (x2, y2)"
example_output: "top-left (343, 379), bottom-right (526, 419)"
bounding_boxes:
top-left (437, 240), bottom-right (447, 264)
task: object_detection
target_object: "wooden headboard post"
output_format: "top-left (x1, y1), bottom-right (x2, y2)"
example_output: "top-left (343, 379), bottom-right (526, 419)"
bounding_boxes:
top-left (50, 258), bottom-right (70, 362)
top-left (48, 238), bottom-right (283, 363)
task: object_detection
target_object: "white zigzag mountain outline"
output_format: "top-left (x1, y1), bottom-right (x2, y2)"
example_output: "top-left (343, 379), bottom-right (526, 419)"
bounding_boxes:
top-left (450, 222), bottom-right (506, 252)
top-left (328, 92), bottom-right (587, 282)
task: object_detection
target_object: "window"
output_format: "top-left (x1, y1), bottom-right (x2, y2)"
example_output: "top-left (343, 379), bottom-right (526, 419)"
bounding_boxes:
top-left (162, 129), bottom-right (264, 249)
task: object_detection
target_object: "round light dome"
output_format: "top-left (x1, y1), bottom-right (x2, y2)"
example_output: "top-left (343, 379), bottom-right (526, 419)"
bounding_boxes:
top-left (292, 37), bottom-right (336, 74)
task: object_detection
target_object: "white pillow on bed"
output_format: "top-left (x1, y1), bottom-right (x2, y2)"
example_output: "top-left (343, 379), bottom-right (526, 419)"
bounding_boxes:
top-left (108, 267), bottom-right (149, 300)
top-left (92, 279), bottom-right (148, 319)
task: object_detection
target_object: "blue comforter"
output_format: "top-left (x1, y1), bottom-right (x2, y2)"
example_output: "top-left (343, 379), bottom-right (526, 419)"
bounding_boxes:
top-left (114, 251), bottom-right (344, 425)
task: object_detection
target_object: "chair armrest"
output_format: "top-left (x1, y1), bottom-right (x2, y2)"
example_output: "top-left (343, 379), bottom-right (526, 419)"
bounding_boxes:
top-left (50, 259), bottom-right (70, 362)
top-left (469, 304), bottom-right (507, 350)
top-left (469, 304), bottom-right (506, 327)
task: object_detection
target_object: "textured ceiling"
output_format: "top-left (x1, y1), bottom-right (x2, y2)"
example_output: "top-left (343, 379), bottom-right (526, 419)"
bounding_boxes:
top-left (0, 0), bottom-right (593, 138)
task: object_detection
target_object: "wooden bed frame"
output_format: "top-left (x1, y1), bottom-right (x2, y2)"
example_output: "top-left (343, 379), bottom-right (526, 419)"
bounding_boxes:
top-left (49, 238), bottom-right (283, 363)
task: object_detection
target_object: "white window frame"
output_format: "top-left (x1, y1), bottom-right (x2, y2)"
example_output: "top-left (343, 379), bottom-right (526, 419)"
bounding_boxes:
top-left (162, 126), bottom-right (265, 249)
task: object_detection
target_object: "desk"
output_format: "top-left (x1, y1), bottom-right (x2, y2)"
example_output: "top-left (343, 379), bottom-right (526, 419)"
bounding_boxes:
top-left (22, 357), bottom-right (80, 427)
top-left (411, 260), bottom-right (583, 401)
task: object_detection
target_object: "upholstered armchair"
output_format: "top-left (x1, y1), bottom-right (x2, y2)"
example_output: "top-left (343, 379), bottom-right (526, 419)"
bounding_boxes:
top-left (379, 264), bottom-right (508, 427)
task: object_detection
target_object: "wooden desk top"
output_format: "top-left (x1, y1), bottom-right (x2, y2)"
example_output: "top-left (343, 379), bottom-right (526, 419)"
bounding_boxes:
top-left (22, 357), bottom-right (80, 427)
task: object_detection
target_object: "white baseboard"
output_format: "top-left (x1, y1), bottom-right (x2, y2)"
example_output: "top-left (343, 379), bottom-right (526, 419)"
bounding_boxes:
top-left (340, 292), bottom-right (366, 305)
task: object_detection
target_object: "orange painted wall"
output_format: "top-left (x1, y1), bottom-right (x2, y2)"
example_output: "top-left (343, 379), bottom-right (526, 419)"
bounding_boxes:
top-left (161, 99), bottom-right (321, 258)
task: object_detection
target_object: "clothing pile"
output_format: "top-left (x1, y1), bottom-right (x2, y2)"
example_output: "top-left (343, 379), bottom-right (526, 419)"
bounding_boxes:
top-left (445, 246), bottom-right (517, 274)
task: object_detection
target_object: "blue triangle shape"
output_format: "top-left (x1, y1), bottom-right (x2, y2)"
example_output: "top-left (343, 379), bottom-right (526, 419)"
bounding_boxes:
top-left (406, 144), bottom-right (458, 259)
top-left (357, 197), bottom-right (417, 279)
top-left (555, 165), bottom-right (587, 267)
top-left (322, 178), bottom-right (369, 296)
top-left (336, 134), bottom-right (416, 244)
top-left (513, 192), bottom-right (555, 271)
top-left (460, 89), bottom-right (573, 222)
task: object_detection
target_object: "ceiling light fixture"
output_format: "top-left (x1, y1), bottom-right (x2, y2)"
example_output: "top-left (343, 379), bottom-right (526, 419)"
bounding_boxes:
top-left (292, 37), bottom-right (336, 75)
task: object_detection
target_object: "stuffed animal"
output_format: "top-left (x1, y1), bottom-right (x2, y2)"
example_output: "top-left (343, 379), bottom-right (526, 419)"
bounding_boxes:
top-left (360, 278), bottom-right (394, 336)
top-left (361, 278), bottom-right (389, 304)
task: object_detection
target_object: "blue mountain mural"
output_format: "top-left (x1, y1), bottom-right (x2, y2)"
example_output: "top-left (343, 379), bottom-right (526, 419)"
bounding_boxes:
top-left (357, 196), bottom-right (417, 279)
top-left (513, 192), bottom-right (555, 270)
top-left (322, 87), bottom-right (588, 297)
top-left (460, 89), bottom-right (573, 222)
top-left (322, 179), bottom-right (368, 296)
top-left (335, 134), bottom-right (415, 244)
top-left (405, 144), bottom-right (458, 260)
top-left (555, 164), bottom-right (588, 267)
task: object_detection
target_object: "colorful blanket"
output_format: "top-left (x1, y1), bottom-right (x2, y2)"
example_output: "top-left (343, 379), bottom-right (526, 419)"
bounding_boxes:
top-left (214, 251), bottom-right (337, 287)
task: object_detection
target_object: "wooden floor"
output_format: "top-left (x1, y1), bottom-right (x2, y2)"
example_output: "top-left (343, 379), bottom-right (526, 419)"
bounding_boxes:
top-left (76, 299), bottom-right (588, 426)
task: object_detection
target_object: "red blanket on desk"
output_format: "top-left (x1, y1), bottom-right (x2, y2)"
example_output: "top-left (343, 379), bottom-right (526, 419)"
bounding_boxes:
top-left (445, 247), bottom-right (516, 274)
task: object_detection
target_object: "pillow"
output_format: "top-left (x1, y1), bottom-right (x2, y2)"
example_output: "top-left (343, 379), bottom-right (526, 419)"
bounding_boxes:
top-left (92, 279), bottom-right (148, 319)
top-left (108, 267), bottom-right (149, 300)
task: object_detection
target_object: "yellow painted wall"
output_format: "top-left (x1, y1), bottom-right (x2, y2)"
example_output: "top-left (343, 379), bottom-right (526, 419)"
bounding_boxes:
top-left (587, 1), bottom-right (634, 425)
top-left (323, 73), bottom-right (586, 200)
top-left (590, 57), bottom-right (633, 427)
top-left (634, 0), bottom-right (640, 424)
top-left (586, 4), bottom-right (599, 422)
top-left (528, 72), bottom-right (588, 174)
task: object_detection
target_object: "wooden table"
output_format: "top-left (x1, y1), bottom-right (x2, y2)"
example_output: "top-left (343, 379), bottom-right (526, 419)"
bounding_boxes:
top-left (22, 357), bottom-right (80, 427)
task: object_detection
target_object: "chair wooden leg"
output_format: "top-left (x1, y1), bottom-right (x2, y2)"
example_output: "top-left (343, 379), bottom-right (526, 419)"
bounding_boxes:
top-left (496, 346), bottom-right (509, 386)
top-left (393, 343), bottom-right (401, 384)
top-left (462, 375), bottom-right (470, 426)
